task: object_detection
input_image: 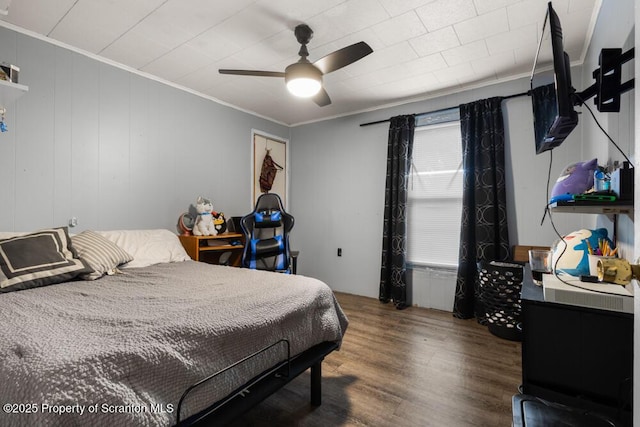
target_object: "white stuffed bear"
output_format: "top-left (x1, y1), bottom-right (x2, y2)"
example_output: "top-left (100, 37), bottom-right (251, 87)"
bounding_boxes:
top-left (192, 196), bottom-right (217, 236)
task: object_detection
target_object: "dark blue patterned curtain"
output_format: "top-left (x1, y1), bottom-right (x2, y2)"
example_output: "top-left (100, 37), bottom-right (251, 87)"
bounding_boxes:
top-left (379, 115), bottom-right (415, 309)
top-left (453, 98), bottom-right (510, 320)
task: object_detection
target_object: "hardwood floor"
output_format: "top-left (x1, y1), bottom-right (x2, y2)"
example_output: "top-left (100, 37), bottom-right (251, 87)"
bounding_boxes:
top-left (229, 292), bottom-right (522, 426)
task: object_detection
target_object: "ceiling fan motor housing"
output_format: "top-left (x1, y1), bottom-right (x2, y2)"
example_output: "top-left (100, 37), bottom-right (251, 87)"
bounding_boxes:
top-left (285, 62), bottom-right (322, 82)
top-left (294, 24), bottom-right (313, 45)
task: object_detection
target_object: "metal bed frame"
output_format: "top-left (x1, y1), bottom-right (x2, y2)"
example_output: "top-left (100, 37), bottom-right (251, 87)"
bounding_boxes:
top-left (176, 340), bottom-right (339, 426)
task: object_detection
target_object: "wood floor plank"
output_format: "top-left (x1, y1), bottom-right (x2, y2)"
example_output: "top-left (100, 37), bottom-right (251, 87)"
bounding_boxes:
top-left (228, 292), bottom-right (521, 426)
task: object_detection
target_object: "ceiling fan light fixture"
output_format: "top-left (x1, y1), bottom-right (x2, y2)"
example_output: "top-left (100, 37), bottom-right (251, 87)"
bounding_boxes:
top-left (287, 77), bottom-right (321, 97)
top-left (285, 63), bottom-right (322, 98)
top-left (219, 24), bottom-right (372, 107)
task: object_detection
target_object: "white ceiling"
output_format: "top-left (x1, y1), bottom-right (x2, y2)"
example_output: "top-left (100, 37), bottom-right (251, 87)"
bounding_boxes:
top-left (0, 0), bottom-right (600, 126)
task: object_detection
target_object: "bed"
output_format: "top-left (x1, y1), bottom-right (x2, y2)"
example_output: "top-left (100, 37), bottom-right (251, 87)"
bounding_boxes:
top-left (0, 228), bottom-right (348, 426)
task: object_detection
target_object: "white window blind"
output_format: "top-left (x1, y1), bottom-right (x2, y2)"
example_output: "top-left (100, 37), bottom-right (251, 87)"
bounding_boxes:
top-left (407, 120), bottom-right (463, 267)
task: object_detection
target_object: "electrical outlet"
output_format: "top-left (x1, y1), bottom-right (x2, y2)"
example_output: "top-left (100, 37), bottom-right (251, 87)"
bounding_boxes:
top-left (68, 217), bottom-right (78, 227)
top-left (337, 248), bottom-right (342, 257)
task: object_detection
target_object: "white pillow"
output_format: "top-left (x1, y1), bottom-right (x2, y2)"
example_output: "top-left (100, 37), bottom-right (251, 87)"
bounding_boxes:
top-left (97, 229), bottom-right (190, 268)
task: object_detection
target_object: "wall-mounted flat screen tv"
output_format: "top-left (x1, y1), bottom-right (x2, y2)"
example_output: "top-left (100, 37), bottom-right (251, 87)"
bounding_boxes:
top-left (530, 2), bottom-right (579, 154)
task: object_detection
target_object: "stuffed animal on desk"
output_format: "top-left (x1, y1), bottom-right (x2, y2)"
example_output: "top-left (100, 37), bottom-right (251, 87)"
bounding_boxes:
top-left (212, 212), bottom-right (227, 235)
top-left (192, 196), bottom-right (217, 236)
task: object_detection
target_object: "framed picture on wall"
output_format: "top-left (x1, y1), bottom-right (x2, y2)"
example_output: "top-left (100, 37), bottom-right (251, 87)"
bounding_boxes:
top-left (252, 131), bottom-right (289, 208)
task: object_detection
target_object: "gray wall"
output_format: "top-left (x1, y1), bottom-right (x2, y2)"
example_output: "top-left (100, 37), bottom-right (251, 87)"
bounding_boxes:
top-left (569, 0), bottom-right (636, 419)
top-left (0, 0), bottom-right (633, 304)
top-left (578, 0), bottom-right (635, 261)
top-left (0, 27), bottom-right (289, 232)
top-left (289, 0), bottom-right (635, 302)
top-left (3, 1), bottom-right (635, 415)
top-left (290, 77), bottom-right (585, 299)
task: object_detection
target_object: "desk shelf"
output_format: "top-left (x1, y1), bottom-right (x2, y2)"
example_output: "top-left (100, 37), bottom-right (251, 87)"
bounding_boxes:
top-left (198, 243), bottom-right (241, 251)
top-left (179, 232), bottom-right (245, 266)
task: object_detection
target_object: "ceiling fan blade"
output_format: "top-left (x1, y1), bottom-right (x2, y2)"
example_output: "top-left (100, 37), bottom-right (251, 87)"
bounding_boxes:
top-left (312, 88), bottom-right (331, 107)
top-left (218, 69), bottom-right (286, 78)
top-left (313, 41), bottom-right (373, 74)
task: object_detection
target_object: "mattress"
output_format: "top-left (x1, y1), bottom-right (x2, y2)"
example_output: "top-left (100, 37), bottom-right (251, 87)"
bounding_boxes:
top-left (0, 261), bottom-right (348, 426)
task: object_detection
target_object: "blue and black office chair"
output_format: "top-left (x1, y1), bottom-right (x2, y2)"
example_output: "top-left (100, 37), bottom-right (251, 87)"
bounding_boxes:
top-left (240, 194), bottom-right (294, 273)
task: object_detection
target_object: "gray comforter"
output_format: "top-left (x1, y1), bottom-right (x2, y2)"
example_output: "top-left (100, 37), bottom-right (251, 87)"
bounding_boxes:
top-left (0, 261), bottom-right (348, 426)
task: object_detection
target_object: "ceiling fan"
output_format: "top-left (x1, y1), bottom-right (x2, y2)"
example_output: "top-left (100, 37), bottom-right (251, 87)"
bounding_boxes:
top-left (219, 24), bottom-right (373, 107)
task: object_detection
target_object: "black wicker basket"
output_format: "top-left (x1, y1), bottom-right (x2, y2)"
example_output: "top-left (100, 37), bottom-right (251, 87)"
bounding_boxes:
top-left (477, 260), bottom-right (524, 341)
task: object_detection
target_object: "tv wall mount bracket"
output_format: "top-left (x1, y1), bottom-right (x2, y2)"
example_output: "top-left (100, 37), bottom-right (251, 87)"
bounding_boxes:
top-left (574, 47), bottom-right (634, 113)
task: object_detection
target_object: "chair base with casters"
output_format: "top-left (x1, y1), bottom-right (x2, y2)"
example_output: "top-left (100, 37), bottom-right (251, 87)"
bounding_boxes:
top-left (240, 194), bottom-right (294, 273)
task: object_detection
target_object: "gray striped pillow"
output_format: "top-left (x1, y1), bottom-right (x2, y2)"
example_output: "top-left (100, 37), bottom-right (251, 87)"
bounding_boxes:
top-left (71, 230), bottom-right (133, 280)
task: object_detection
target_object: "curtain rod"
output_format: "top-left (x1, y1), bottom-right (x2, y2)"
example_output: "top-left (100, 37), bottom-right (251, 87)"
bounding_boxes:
top-left (359, 90), bottom-right (531, 127)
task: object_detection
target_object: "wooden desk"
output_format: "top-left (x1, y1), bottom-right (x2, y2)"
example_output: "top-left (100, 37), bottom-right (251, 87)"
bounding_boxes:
top-left (178, 232), bottom-right (245, 266)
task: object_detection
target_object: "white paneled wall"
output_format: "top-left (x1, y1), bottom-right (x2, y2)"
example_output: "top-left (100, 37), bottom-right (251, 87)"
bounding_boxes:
top-left (0, 26), bottom-right (290, 232)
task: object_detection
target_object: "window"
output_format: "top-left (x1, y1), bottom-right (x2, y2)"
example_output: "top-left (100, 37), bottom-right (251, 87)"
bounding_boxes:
top-left (407, 114), bottom-right (463, 268)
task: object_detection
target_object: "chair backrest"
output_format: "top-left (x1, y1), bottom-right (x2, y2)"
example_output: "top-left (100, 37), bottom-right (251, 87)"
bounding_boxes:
top-left (240, 194), bottom-right (294, 272)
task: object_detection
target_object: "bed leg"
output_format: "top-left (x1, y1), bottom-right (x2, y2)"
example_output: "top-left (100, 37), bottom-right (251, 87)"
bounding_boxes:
top-left (310, 361), bottom-right (322, 406)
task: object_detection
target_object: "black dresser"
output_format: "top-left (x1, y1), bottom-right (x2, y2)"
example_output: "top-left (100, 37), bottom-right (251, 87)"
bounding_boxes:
top-left (516, 266), bottom-right (633, 426)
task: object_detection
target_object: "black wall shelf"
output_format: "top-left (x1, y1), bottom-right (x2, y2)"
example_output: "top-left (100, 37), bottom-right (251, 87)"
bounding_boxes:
top-left (549, 200), bottom-right (633, 215)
